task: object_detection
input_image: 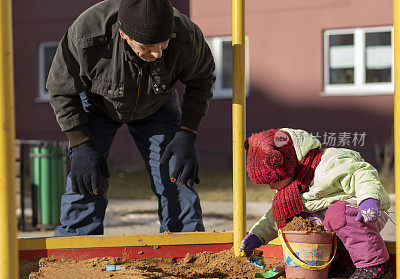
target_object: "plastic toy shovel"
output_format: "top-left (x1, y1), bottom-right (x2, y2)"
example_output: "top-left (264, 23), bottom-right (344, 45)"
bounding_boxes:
top-left (254, 266), bottom-right (284, 278)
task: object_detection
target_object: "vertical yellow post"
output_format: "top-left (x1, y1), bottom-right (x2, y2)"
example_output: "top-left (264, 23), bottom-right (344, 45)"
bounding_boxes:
top-left (0, 0), bottom-right (18, 278)
top-left (394, 0), bottom-right (400, 274)
top-left (232, 0), bottom-right (246, 256)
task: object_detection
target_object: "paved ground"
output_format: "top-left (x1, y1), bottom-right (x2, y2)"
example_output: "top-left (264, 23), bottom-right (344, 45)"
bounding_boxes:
top-left (17, 195), bottom-right (396, 241)
top-left (17, 199), bottom-right (267, 237)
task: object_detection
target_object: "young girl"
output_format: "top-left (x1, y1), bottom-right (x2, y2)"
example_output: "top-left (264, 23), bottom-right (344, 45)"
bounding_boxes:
top-left (239, 128), bottom-right (394, 279)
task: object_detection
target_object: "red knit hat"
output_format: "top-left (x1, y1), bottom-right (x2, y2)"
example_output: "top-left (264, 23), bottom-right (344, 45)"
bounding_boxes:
top-left (245, 129), bottom-right (298, 184)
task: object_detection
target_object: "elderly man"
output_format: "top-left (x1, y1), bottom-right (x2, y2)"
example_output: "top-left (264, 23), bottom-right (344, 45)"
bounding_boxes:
top-left (47, 0), bottom-right (215, 236)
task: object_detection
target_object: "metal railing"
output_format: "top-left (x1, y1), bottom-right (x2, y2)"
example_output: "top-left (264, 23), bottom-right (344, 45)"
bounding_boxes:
top-left (16, 140), bottom-right (68, 231)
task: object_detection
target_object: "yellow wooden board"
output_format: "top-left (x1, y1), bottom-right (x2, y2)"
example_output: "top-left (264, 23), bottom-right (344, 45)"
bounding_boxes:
top-left (18, 232), bottom-right (396, 257)
top-left (19, 231), bottom-right (234, 251)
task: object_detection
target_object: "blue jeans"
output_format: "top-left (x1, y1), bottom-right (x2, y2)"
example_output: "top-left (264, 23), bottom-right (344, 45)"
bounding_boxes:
top-left (54, 92), bottom-right (205, 236)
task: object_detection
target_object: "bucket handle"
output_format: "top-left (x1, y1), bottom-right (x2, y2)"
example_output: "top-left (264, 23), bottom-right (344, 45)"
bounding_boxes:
top-left (278, 230), bottom-right (337, 271)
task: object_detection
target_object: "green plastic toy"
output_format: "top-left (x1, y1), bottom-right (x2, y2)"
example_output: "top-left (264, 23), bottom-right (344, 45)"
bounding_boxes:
top-left (253, 270), bottom-right (280, 278)
top-left (254, 266), bottom-right (284, 278)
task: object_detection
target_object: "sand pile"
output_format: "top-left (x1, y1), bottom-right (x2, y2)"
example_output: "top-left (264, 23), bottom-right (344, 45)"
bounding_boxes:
top-left (21, 247), bottom-right (282, 279)
top-left (20, 217), bottom-right (353, 279)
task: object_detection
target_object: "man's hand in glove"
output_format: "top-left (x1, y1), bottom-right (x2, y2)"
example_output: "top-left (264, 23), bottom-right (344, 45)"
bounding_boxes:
top-left (69, 141), bottom-right (110, 196)
top-left (160, 128), bottom-right (200, 187)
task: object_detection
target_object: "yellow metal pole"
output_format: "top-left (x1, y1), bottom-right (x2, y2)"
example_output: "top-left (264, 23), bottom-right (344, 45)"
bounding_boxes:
top-left (0, 0), bottom-right (18, 278)
top-left (232, 0), bottom-right (246, 256)
top-left (394, 0), bottom-right (400, 275)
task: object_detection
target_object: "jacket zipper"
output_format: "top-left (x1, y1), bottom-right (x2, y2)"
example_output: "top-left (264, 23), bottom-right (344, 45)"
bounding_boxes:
top-left (133, 68), bottom-right (142, 114)
top-left (130, 65), bottom-right (143, 121)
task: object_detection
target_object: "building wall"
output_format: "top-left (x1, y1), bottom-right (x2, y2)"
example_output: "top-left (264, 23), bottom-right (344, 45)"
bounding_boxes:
top-left (13, 0), bottom-right (394, 170)
top-left (13, 0), bottom-right (99, 140)
top-left (190, 0), bottom-right (394, 167)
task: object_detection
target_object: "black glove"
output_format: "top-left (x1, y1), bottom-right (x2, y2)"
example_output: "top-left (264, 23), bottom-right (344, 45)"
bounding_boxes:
top-left (69, 141), bottom-right (110, 195)
top-left (160, 129), bottom-right (200, 187)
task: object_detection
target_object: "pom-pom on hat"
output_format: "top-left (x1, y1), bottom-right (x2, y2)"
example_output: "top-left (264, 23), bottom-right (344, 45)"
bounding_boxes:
top-left (245, 129), bottom-right (298, 184)
top-left (118, 0), bottom-right (174, 44)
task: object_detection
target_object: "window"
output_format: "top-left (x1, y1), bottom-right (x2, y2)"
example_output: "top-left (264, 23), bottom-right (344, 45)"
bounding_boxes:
top-left (38, 42), bottom-right (58, 102)
top-left (206, 36), bottom-right (249, 99)
top-left (323, 26), bottom-right (393, 96)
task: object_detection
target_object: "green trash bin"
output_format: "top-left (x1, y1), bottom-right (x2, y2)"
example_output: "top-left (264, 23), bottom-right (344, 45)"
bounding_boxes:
top-left (30, 141), bottom-right (68, 228)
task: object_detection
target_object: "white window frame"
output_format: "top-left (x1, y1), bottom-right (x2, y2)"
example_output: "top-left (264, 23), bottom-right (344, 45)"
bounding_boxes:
top-left (206, 35), bottom-right (250, 99)
top-left (322, 26), bottom-right (394, 96)
top-left (37, 41), bottom-right (59, 102)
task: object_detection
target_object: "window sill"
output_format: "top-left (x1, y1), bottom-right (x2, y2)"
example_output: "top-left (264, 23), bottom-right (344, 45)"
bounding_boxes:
top-left (321, 85), bottom-right (394, 96)
top-left (320, 91), bottom-right (393, 97)
top-left (34, 96), bottom-right (50, 103)
top-left (212, 89), bottom-right (250, 100)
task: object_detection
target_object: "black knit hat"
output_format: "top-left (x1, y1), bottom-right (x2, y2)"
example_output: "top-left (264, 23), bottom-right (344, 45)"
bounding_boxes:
top-left (118, 0), bottom-right (174, 44)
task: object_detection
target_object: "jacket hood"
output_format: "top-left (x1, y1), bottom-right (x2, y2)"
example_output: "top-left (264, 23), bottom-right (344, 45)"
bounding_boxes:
top-left (280, 128), bottom-right (322, 162)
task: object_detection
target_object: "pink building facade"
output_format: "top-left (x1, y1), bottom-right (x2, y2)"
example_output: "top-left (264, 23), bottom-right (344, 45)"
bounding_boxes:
top-left (13, 0), bottom-right (394, 169)
top-left (191, 0), bottom-right (394, 168)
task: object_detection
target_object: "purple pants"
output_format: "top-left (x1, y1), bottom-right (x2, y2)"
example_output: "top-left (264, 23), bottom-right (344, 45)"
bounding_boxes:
top-left (322, 201), bottom-right (389, 268)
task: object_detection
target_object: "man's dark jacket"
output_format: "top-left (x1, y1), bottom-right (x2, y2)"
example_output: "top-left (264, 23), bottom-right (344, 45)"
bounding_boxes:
top-left (47, 0), bottom-right (215, 147)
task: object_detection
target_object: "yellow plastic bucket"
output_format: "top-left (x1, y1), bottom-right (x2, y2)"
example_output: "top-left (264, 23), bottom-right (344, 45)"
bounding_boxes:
top-left (278, 230), bottom-right (337, 279)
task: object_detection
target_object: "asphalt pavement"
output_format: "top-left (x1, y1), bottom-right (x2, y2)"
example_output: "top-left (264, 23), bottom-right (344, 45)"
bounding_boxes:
top-left (17, 195), bottom-right (396, 241)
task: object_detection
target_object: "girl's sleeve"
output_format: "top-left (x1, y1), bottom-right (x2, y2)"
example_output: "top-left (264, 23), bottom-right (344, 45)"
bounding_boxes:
top-left (248, 208), bottom-right (278, 244)
top-left (341, 160), bottom-right (391, 208)
top-left (316, 149), bottom-right (391, 210)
